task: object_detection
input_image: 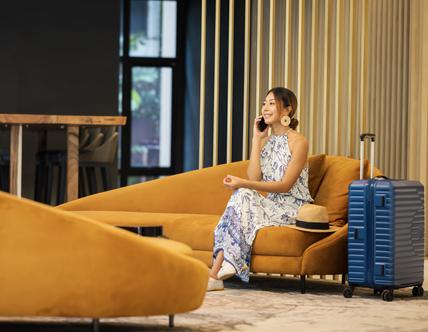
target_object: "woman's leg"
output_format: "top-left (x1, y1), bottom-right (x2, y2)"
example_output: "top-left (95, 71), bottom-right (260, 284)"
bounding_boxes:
top-left (211, 188), bottom-right (263, 282)
top-left (209, 250), bottom-right (224, 279)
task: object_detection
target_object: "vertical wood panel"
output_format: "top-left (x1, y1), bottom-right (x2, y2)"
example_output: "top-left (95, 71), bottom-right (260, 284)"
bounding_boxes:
top-left (9, 125), bottom-right (22, 197)
top-left (227, 0), bottom-right (235, 163)
top-left (348, 0), bottom-right (355, 157)
top-left (256, 0), bottom-right (263, 115)
top-left (296, 0), bottom-right (305, 127)
top-left (385, 0), bottom-right (393, 176)
top-left (392, 0), bottom-right (403, 178)
top-left (66, 125), bottom-right (79, 201)
top-left (397, 0), bottom-right (404, 179)
top-left (321, 0), bottom-right (329, 154)
top-left (309, 0), bottom-right (318, 155)
top-left (284, 0), bottom-right (292, 87)
top-left (213, 0), bottom-right (221, 166)
top-left (401, 0), bottom-right (409, 179)
top-left (360, 0), bottom-right (367, 136)
top-left (379, 0), bottom-right (392, 174)
top-left (379, 0), bottom-right (387, 175)
top-left (268, 0), bottom-right (276, 88)
top-left (198, 0), bottom-right (207, 169)
top-left (374, 0), bottom-right (382, 168)
top-left (333, 0), bottom-right (341, 154)
top-left (242, 0), bottom-right (251, 160)
top-left (368, 0), bottom-right (375, 141)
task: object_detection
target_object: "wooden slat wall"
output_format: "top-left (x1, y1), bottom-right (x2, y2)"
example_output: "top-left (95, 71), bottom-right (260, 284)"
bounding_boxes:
top-left (246, 0), bottom-right (410, 179)
top-left (408, 0), bottom-right (428, 254)
top-left (198, 0), bottom-right (414, 180)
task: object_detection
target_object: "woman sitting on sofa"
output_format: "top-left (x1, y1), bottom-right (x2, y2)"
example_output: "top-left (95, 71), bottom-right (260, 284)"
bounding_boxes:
top-left (208, 87), bottom-right (314, 291)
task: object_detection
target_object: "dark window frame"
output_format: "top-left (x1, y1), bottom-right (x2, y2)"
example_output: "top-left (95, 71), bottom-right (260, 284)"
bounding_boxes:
top-left (120, 0), bottom-right (185, 186)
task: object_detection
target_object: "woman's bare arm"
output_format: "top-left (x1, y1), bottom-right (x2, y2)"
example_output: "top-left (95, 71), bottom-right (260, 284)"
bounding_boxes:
top-left (247, 116), bottom-right (268, 181)
top-left (247, 137), bottom-right (268, 181)
top-left (226, 137), bottom-right (308, 192)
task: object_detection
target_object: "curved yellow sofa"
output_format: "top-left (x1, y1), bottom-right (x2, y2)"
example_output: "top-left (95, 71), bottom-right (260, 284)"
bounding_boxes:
top-left (0, 191), bottom-right (208, 326)
top-left (59, 154), bottom-right (381, 293)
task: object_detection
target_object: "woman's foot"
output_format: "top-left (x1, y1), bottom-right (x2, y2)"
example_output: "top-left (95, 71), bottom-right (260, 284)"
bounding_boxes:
top-left (217, 261), bottom-right (237, 280)
top-left (207, 277), bottom-right (224, 291)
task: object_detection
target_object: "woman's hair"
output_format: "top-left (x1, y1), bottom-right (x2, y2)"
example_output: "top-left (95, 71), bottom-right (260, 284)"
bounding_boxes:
top-left (267, 87), bottom-right (299, 130)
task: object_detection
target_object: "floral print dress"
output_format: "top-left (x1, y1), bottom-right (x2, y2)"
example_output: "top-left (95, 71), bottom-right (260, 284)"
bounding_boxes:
top-left (213, 134), bottom-right (313, 282)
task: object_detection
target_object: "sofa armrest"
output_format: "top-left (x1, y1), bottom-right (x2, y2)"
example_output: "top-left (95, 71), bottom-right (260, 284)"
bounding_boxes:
top-left (58, 161), bottom-right (249, 215)
top-left (300, 224), bottom-right (348, 275)
top-left (0, 192), bottom-right (208, 317)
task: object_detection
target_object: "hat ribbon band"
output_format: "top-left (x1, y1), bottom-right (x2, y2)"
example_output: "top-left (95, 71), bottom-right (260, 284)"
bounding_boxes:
top-left (295, 220), bottom-right (330, 230)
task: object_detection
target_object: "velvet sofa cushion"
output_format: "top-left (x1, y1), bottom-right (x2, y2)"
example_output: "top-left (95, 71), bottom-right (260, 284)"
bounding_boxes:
top-left (308, 154), bottom-right (327, 198)
top-left (314, 156), bottom-right (368, 226)
top-left (72, 211), bottom-right (332, 257)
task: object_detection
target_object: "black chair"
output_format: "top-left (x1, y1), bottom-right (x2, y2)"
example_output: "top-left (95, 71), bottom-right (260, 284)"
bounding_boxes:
top-left (34, 128), bottom-right (118, 205)
top-left (34, 150), bottom-right (67, 205)
top-left (0, 149), bottom-right (9, 192)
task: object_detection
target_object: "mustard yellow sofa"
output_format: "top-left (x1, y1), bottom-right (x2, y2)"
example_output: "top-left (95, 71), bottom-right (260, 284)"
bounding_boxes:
top-left (59, 154), bottom-right (380, 293)
top-left (0, 191), bottom-right (208, 330)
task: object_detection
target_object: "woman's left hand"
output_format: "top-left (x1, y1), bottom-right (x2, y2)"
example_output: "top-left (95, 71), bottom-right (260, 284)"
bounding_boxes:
top-left (223, 175), bottom-right (246, 190)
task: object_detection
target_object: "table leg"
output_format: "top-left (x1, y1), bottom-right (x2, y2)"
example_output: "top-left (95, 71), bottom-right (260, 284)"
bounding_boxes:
top-left (9, 125), bottom-right (22, 197)
top-left (67, 125), bottom-right (79, 201)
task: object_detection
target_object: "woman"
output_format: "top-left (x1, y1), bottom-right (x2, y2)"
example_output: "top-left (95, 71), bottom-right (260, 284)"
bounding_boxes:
top-left (207, 87), bottom-right (313, 291)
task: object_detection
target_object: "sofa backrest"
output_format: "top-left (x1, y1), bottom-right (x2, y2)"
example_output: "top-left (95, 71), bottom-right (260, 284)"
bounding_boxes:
top-left (60, 160), bottom-right (250, 215)
top-left (312, 154), bottom-right (382, 226)
top-left (59, 154), bottom-right (381, 220)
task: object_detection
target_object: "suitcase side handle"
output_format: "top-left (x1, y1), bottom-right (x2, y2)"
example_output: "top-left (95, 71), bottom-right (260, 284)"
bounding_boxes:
top-left (373, 175), bottom-right (389, 180)
top-left (359, 133), bottom-right (376, 180)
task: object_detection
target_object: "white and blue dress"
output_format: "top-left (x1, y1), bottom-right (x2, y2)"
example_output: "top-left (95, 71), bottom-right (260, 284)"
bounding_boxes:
top-left (213, 134), bottom-right (313, 282)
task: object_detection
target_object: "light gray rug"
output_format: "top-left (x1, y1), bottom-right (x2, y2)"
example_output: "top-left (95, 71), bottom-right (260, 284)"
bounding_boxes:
top-left (2, 262), bottom-right (428, 332)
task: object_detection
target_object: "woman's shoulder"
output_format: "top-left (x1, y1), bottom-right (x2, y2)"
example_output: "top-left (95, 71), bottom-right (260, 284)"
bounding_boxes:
top-left (287, 131), bottom-right (308, 153)
top-left (288, 130), bottom-right (308, 144)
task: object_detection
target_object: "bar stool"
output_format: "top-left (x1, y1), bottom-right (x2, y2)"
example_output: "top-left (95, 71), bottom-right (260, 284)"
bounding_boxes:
top-left (34, 127), bottom-right (118, 205)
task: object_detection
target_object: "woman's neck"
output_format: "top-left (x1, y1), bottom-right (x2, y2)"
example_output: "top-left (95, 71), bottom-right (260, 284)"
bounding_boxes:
top-left (270, 124), bottom-right (290, 136)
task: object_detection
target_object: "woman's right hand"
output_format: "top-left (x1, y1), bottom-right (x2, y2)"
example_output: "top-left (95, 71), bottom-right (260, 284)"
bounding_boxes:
top-left (253, 115), bottom-right (268, 140)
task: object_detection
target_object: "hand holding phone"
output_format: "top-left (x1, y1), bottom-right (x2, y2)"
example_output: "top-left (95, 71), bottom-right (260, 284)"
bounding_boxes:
top-left (257, 117), bottom-right (268, 132)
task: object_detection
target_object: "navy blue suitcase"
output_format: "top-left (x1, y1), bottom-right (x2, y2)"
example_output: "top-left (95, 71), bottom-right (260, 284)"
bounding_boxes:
top-left (344, 133), bottom-right (425, 301)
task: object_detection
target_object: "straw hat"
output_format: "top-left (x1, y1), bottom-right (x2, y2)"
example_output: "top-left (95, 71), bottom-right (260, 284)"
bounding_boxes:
top-left (287, 204), bottom-right (337, 233)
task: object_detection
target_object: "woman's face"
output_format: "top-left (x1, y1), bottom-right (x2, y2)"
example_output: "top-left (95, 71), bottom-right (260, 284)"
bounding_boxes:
top-left (262, 92), bottom-right (287, 125)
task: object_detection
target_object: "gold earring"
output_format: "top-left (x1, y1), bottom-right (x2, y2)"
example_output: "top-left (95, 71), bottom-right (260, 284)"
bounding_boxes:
top-left (281, 115), bottom-right (291, 127)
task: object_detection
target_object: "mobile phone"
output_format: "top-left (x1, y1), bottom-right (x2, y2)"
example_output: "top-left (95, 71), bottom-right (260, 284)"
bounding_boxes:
top-left (258, 117), bottom-right (268, 132)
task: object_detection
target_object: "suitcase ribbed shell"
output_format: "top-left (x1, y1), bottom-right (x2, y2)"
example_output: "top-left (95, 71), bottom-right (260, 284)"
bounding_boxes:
top-left (348, 179), bottom-right (424, 288)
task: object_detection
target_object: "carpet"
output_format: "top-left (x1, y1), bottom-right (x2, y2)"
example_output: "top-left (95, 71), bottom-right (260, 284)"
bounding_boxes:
top-left (1, 263), bottom-right (428, 332)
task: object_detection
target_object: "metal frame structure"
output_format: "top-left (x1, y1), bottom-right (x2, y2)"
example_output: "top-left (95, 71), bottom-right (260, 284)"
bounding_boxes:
top-left (120, 0), bottom-right (185, 186)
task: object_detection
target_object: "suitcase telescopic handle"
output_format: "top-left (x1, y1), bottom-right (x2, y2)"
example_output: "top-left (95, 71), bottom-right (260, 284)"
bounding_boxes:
top-left (359, 133), bottom-right (376, 180)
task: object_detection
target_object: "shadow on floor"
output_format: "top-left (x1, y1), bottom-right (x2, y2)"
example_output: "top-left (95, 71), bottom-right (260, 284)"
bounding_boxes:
top-left (0, 321), bottom-right (199, 332)
top-left (226, 274), bottom-right (427, 301)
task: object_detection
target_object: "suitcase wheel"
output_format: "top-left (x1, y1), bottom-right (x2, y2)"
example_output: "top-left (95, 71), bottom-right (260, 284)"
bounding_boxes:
top-left (381, 289), bottom-right (394, 302)
top-left (412, 286), bottom-right (424, 297)
top-left (343, 287), bottom-right (353, 298)
top-left (373, 289), bottom-right (381, 297)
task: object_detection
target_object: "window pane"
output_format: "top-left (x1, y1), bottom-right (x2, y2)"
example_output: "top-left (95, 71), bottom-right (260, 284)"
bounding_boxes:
top-left (127, 175), bottom-right (159, 185)
top-left (131, 67), bottom-right (172, 168)
top-left (129, 0), bottom-right (177, 58)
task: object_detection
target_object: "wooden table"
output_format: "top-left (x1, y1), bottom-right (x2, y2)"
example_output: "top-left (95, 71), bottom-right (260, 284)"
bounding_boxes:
top-left (0, 114), bottom-right (126, 201)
